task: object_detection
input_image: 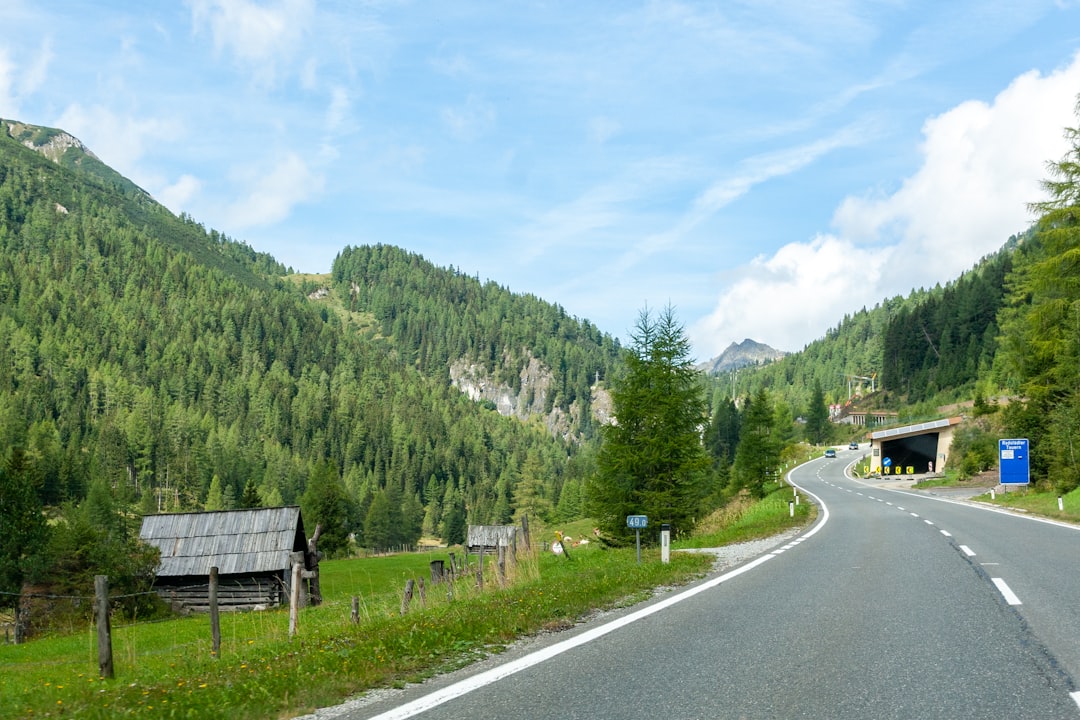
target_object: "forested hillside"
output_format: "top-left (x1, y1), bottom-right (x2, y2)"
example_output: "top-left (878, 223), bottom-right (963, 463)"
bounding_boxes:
top-left (717, 242), bottom-right (1018, 422)
top-left (0, 120), bottom-right (617, 557)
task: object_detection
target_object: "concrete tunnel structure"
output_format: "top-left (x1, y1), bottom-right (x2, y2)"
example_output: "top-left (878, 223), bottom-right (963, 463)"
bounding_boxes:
top-left (866, 417), bottom-right (963, 476)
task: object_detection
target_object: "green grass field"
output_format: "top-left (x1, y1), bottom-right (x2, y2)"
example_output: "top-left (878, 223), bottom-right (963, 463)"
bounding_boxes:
top-left (0, 495), bottom-right (810, 719)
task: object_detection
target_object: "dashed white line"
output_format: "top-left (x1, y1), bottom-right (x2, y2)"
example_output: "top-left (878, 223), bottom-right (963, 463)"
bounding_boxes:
top-left (991, 577), bottom-right (1022, 606)
top-left (924, 519), bottom-right (934, 526)
top-left (940, 530), bottom-right (952, 537)
top-left (910, 512), bottom-right (920, 518)
top-left (959, 545), bottom-right (975, 556)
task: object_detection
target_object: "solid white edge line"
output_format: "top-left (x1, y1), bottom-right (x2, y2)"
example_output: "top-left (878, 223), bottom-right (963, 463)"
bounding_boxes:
top-left (959, 545), bottom-right (975, 556)
top-left (1070, 691), bottom-right (1080, 709)
top-left (368, 468), bottom-right (833, 720)
top-left (991, 577), bottom-right (1023, 606)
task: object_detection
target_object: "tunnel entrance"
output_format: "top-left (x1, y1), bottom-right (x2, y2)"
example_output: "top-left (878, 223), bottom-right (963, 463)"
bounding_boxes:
top-left (869, 417), bottom-right (962, 475)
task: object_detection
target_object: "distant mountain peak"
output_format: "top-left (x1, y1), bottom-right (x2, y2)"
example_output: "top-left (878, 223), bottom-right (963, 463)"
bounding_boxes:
top-left (2, 119), bottom-right (98, 164)
top-left (699, 338), bottom-right (786, 375)
top-left (2, 118), bottom-right (151, 202)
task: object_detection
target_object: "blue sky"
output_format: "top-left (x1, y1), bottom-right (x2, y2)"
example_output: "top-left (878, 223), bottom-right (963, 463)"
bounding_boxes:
top-left (3, 1), bottom-right (1080, 361)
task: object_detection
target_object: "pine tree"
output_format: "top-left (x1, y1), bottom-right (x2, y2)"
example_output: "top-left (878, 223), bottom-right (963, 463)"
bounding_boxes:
top-left (204, 475), bottom-right (225, 511)
top-left (586, 305), bottom-right (711, 539)
top-left (732, 388), bottom-right (780, 498)
top-left (804, 380), bottom-right (829, 445)
top-left (301, 462), bottom-right (355, 557)
top-left (239, 478), bottom-right (262, 508)
top-left (0, 448), bottom-right (48, 606)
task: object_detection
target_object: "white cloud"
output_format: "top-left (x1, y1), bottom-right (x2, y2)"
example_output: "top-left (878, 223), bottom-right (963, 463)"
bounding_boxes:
top-left (325, 85), bottom-right (350, 131)
top-left (224, 153), bottom-right (324, 228)
top-left (613, 124), bottom-right (870, 278)
top-left (157, 174), bottom-right (202, 213)
top-left (692, 51), bottom-right (1080, 357)
top-left (0, 50), bottom-right (16, 118)
top-left (441, 94), bottom-right (496, 141)
top-left (53, 103), bottom-right (183, 179)
top-left (188, 0), bottom-right (314, 86)
top-left (588, 116), bottom-right (620, 145)
top-left (0, 39), bottom-right (52, 118)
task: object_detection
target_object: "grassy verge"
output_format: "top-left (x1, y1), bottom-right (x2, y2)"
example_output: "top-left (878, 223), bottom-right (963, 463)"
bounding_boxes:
top-left (973, 484), bottom-right (1080, 523)
top-left (0, 497), bottom-right (814, 719)
top-left (677, 485), bottom-right (815, 549)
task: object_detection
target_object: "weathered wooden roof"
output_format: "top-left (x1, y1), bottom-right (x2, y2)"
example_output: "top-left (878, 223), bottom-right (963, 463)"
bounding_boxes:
top-left (139, 507), bottom-right (307, 577)
top-left (467, 524), bottom-right (517, 548)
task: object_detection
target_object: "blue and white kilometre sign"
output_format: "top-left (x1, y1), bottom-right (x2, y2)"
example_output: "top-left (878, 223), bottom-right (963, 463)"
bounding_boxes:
top-left (626, 515), bottom-right (648, 529)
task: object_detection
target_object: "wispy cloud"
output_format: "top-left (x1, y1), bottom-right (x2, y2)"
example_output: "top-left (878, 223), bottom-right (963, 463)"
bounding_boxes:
top-left (188, 0), bottom-right (314, 86)
top-left (224, 152), bottom-right (324, 228)
top-left (441, 94), bottom-right (496, 141)
top-left (692, 50), bottom-right (1080, 356)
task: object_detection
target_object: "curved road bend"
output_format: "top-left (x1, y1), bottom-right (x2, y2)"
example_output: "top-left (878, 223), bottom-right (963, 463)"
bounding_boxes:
top-left (329, 448), bottom-right (1080, 719)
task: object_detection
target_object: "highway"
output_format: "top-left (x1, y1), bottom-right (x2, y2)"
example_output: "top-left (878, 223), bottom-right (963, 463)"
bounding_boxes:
top-left (330, 448), bottom-right (1080, 719)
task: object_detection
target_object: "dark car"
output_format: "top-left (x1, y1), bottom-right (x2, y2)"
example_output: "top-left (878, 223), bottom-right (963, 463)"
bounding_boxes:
top-left (824, 448), bottom-right (837, 458)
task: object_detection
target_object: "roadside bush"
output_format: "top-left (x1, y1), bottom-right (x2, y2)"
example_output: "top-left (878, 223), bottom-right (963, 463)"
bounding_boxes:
top-left (950, 419), bottom-right (999, 480)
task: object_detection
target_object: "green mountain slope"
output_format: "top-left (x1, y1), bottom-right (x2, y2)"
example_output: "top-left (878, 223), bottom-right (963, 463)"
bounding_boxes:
top-left (0, 120), bottom-right (614, 548)
top-left (715, 241), bottom-right (1019, 421)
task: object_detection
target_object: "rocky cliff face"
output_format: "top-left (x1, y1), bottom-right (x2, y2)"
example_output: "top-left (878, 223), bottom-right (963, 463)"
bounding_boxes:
top-left (449, 354), bottom-right (612, 441)
top-left (2, 120), bottom-right (98, 163)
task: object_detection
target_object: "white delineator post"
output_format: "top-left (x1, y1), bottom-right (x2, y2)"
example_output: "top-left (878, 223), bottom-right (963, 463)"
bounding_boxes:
top-left (660, 523), bottom-right (670, 564)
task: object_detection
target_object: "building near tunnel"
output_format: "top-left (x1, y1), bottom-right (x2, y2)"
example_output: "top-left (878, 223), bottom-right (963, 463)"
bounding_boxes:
top-left (868, 417), bottom-right (963, 476)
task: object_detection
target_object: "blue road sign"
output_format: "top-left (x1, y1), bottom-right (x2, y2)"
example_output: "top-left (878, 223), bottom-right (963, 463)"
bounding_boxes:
top-left (883, 457), bottom-right (892, 467)
top-left (999, 438), bottom-right (1030, 485)
top-left (626, 515), bottom-right (648, 529)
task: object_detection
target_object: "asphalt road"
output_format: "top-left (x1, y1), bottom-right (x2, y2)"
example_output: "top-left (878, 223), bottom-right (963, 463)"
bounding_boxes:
top-left (321, 449), bottom-right (1080, 719)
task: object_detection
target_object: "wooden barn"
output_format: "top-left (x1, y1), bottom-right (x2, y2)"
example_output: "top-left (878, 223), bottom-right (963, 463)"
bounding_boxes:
top-left (138, 506), bottom-right (309, 613)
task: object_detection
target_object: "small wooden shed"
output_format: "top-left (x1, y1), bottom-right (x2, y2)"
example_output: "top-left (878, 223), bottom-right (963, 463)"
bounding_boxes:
top-left (466, 524), bottom-right (518, 555)
top-left (139, 506), bottom-right (309, 612)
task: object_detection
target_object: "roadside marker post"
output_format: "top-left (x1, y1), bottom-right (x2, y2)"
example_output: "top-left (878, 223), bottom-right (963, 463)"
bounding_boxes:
top-left (627, 515), bottom-right (648, 564)
top-left (660, 524), bottom-right (670, 564)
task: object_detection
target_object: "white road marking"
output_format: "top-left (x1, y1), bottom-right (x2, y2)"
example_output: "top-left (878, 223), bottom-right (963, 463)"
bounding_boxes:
top-left (910, 513), bottom-right (919, 518)
top-left (924, 520), bottom-right (934, 526)
top-left (1070, 691), bottom-right (1080, 710)
top-left (897, 507), bottom-right (905, 511)
top-left (959, 545), bottom-right (975, 556)
top-left (991, 578), bottom-right (1022, 605)
top-left (940, 530), bottom-right (952, 537)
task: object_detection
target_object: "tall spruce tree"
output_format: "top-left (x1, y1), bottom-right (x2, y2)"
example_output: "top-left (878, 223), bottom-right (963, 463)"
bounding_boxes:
top-left (586, 306), bottom-right (711, 539)
top-left (804, 380), bottom-right (830, 445)
top-left (732, 388), bottom-right (780, 498)
top-left (0, 448), bottom-right (47, 606)
top-left (997, 97), bottom-right (1080, 491)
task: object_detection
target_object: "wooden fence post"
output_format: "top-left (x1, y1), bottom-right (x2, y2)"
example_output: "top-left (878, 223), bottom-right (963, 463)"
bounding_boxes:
top-left (94, 575), bottom-right (114, 679)
top-left (289, 562), bottom-right (302, 638)
top-left (400, 579), bottom-right (415, 615)
top-left (209, 567), bottom-right (220, 658)
top-left (475, 546), bottom-right (485, 590)
top-left (418, 578), bottom-right (426, 609)
top-left (351, 596), bottom-right (359, 624)
top-left (520, 514), bottom-right (531, 554)
top-left (497, 545), bottom-right (506, 583)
